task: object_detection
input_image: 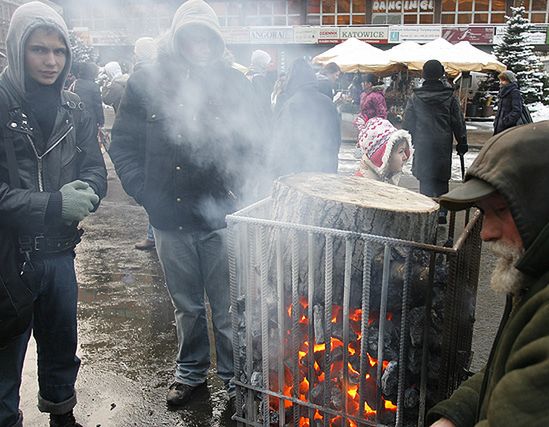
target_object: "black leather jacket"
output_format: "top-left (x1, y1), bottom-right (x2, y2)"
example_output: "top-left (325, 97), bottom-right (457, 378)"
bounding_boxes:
top-left (0, 77), bottom-right (107, 241)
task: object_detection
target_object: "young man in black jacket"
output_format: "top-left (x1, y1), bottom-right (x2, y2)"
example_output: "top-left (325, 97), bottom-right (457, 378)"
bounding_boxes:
top-left (109, 0), bottom-right (262, 408)
top-left (0, 3), bottom-right (107, 427)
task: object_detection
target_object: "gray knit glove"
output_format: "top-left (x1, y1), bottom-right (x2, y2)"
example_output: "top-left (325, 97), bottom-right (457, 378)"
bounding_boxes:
top-left (59, 180), bottom-right (99, 223)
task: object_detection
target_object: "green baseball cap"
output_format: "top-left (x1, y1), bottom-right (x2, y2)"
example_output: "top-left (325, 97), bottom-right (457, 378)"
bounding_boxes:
top-left (438, 178), bottom-right (497, 211)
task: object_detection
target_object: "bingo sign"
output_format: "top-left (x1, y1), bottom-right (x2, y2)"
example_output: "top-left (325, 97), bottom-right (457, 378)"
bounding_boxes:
top-left (373, 0), bottom-right (434, 12)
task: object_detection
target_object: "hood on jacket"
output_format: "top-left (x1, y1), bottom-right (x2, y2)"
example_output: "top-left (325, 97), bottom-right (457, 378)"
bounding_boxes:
top-left (104, 61), bottom-right (122, 79)
top-left (162, 0), bottom-right (224, 63)
top-left (3, 1), bottom-right (71, 100)
top-left (441, 121), bottom-right (549, 275)
top-left (414, 80), bottom-right (454, 105)
top-left (285, 58), bottom-right (317, 97)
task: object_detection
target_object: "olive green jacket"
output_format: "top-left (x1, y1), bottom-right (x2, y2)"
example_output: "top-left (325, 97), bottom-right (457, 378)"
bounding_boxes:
top-left (428, 122), bottom-right (549, 427)
top-left (427, 219), bottom-right (549, 427)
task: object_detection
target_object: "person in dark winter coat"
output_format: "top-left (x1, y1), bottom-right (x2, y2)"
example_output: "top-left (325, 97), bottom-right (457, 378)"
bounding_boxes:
top-left (100, 61), bottom-right (128, 114)
top-left (109, 0), bottom-right (263, 408)
top-left (402, 59), bottom-right (468, 224)
top-left (270, 58), bottom-right (341, 178)
top-left (130, 36), bottom-right (159, 252)
top-left (71, 62), bottom-right (104, 130)
top-left (493, 70), bottom-right (523, 135)
top-left (427, 121), bottom-right (549, 427)
top-left (0, 3), bottom-right (107, 427)
top-left (359, 74), bottom-right (387, 121)
top-left (316, 61), bottom-right (341, 100)
top-left (248, 49), bottom-right (275, 123)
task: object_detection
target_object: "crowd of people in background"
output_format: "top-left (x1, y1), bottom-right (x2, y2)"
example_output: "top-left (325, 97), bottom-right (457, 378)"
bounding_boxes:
top-left (0, 1), bottom-right (540, 427)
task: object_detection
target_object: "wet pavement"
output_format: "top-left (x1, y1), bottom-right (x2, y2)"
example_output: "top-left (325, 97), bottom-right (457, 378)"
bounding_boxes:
top-left (18, 131), bottom-right (504, 426)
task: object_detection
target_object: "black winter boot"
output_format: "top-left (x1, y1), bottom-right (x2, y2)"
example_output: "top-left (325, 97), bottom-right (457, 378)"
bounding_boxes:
top-left (50, 410), bottom-right (82, 427)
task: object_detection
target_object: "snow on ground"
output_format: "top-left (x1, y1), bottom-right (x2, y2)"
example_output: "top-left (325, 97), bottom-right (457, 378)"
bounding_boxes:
top-left (528, 102), bottom-right (549, 122)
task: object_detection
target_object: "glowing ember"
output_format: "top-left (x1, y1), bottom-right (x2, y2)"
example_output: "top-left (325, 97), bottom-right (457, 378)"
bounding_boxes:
top-left (272, 304), bottom-right (397, 425)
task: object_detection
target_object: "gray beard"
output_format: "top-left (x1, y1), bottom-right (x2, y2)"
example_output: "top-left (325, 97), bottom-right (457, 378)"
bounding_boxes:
top-left (485, 241), bottom-right (527, 295)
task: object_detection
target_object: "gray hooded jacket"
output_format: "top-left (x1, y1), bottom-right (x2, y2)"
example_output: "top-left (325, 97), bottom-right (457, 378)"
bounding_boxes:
top-left (0, 2), bottom-right (107, 239)
top-left (109, 0), bottom-right (264, 231)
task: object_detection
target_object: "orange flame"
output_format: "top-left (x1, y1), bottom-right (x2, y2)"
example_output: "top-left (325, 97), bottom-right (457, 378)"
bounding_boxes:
top-left (385, 399), bottom-right (397, 410)
top-left (349, 309), bottom-right (362, 322)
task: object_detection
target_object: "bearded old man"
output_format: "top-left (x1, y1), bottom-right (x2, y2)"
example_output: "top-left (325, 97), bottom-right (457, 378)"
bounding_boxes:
top-left (427, 122), bottom-right (549, 427)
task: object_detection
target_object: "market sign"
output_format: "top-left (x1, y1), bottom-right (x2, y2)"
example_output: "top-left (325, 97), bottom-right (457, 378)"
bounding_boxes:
top-left (222, 27), bottom-right (251, 44)
top-left (494, 26), bottom-right (547, 45)
top-left (339, 27), bottom-right (388, 44)
top-left (389, 25), bottom-right (441, 43)
top-left (249, 27), bottom-right (293, 44)
top-left (89, 30), bottom-right (129, 46)
top-left (373, 0), bottom-right (434, 12)
top-left (318, 27), bottom-right (340, 44)
top-left (442, 27), bottom-right (494, 44)
top-left (293, 26), bottom-right (319, 44)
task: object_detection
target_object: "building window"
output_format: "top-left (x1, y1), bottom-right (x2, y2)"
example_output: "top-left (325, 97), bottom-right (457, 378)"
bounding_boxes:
top-left (523, 0), bottom-right (549, 23)
top-left (441, 0), bottom-right (510, 24)
top-left (372, 0), bottom-right (435, 25)
top-left (213, 1), bottom-right (301, 26)
top-left (307, 0), bottom-right (367, 25)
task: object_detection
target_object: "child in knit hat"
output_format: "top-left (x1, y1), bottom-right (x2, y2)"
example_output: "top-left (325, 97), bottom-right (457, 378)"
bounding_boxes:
top-left (354, 116), bottom-right (412, 185)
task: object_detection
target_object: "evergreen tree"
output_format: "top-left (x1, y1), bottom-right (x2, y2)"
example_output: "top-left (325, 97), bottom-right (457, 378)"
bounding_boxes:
top-left (69, 31), bottom-right (96, 64)
top-left (493, 6), bottom-right (546, 104)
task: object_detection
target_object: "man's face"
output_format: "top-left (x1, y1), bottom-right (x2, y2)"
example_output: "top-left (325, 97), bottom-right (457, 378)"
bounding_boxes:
top-left (477, 193), bottom-right (526, 294)
top-left (25, 27), bottom-right (67, 86)
top-left (499, 77), bottom-right (509, 87)
top-left (177, 26), bottom-right (217, 67)
top-left (478, 193), bottom-right (522, 248)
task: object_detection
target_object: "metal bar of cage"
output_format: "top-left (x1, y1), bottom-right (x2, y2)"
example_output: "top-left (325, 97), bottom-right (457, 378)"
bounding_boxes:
top-left (228, 199), bottom-right (483, 427)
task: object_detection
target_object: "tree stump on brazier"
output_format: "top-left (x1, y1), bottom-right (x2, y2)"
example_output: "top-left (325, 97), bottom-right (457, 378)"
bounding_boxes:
top-left (269, 173), bottom-right (440, 309)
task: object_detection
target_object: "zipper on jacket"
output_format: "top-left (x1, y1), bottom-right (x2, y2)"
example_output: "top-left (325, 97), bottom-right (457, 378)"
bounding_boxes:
top-left (25, 126), bottom-right (73, 192)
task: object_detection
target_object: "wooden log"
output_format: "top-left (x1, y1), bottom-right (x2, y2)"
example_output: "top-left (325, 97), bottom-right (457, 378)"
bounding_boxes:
top-left (269, 173), bottom-right (439, 308)
top-left (271, 173), bottom-right (439, 243)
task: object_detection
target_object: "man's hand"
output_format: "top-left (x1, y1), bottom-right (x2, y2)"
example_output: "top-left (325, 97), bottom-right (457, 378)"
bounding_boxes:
top-left (456, 142), bottom-right (468, 156)
top-left (59, 180), bottom-right (99, 223)
top-left (430, 418), bottom-right (457, 427)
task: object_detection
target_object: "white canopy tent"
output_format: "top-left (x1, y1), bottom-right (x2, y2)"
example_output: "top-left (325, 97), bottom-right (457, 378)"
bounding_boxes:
top-left (314, 37), bottom-right (505, 76)
top-left (387, 38), bottom-right (506, 76)
top-left (313, 38), bottom-right (402, 74)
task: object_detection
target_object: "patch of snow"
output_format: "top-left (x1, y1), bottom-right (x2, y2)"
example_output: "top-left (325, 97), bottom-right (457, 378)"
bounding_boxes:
top-left (528, 102), bottom-right (549, 122)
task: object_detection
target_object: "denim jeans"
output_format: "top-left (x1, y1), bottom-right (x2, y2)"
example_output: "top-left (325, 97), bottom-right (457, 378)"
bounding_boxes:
top-left (153, 227), bottom-right (234, 391)
top-left (146, 223), bottom-right (155, 242)
top-left (0, 252), bottom-right (80, 427)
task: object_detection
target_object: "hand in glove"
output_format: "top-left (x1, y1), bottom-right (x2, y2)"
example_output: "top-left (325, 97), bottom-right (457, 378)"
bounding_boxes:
top-left (59, 180), bottom-right (99, 223)
top-left (456, 142), bottom-right (468, 156)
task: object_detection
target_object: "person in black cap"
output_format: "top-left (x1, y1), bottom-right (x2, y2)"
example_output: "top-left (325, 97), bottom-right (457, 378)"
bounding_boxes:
top-left (402, 59), bottom-right (468, 224)
top-left (427, 121), bottom-right (549, 427)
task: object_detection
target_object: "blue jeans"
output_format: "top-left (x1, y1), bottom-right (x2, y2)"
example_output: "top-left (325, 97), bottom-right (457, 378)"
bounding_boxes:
top-left (0, 253), bottom-right (80, 427)
top-left (146, 223), bottom-right (155, 242)
top-left (153, 227), bottom-right (234, 391)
